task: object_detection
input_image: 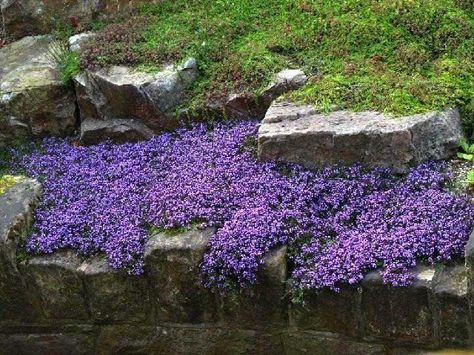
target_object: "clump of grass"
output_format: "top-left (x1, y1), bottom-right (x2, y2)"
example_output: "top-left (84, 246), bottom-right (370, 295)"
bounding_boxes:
top-left (48, 41), bottom-right (81, 85)
top-left (79, 0), bottom-right (474, 136)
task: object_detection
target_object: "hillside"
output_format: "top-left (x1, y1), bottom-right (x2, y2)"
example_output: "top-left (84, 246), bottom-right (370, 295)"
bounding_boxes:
top-left (78, 0), bottom-right (474, 136)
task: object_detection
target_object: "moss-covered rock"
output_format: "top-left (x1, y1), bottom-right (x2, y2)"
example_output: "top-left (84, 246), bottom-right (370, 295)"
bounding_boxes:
top-left (0, 36), bottom-right (77, 147)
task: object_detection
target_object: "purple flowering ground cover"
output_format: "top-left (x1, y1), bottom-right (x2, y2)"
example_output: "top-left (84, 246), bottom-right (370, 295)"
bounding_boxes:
top-left (14, 121), bottom-right (474, 293)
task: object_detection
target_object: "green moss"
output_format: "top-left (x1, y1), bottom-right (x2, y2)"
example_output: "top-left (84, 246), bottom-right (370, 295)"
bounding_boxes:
top-left (81, 0), bottom-right (474, 136)
top-left (0, 175), bottom-right (17, 195)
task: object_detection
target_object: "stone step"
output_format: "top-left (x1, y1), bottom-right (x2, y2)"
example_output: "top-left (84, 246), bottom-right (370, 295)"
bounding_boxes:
top-left (258, 101), bottom-right (464, 173)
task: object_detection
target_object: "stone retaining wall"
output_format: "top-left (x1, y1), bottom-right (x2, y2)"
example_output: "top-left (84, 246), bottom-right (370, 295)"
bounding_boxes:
top-left (1, 179), bottom-right (473, 354)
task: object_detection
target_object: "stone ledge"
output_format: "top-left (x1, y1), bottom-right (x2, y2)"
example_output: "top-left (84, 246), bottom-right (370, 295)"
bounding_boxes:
top-left (0, 178), bottom-right (473, 352)
top-left (258, 101), bottom-right (464, 172)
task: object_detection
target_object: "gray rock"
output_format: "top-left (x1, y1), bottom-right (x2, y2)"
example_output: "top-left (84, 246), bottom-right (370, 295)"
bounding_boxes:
top-left (0, 177), bottom-right (41, 321)
top-left (97, 325), bottom-right (284, 355)
top-left (0, 329), bottom-right (97, 355)
top-left (361, 267), bottom-right (435, 345)
top-left (465, 229), bottom-right (474, 294)
top-left (283, 331), bottom-right (387, 355)
top-left (68, 32), bottom-right (95, 52)
top-left (75, 58), bottom-right (198, 143)
top-left (214, 68), bottom-right (307, 120)
top-left (21, 251), bottom-right (89, 320)
top-left (432, 264), bottom-right (472, 347)
top-left (144, 228), bottom-right (218, 323)
top-left (265, 69), bottom-right (308, 97)
top-left (217, 246), bottom-right (288, 329)
top-left (80, 118), bottom-right (154, 145)
top-left (0, 36), bottom-right (77, 147)
top-left (289, 286), bottom-right (361, 337)
top-left (79, 256), bottom-right (152, 323)
top-left (258, 101), bottom-right (464, 172)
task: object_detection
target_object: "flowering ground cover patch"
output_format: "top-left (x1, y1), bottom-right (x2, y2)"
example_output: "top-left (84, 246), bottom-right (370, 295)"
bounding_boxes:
top-left (13, 121), bottom-right (474, 293)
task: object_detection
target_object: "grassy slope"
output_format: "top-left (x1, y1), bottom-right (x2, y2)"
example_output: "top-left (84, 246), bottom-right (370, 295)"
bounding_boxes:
top-left (80, 0), bottom-right (474, 136)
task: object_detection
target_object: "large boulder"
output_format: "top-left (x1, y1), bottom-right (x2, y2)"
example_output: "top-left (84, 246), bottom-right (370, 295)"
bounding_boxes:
top-left (74, 58), bottom-right (198, 144)
top-left (0, 177), bottom-right (41, 321)
top-left (1, 0), bottom-right (160, 40)
top-left (0, 36), bottom-right (77, 147)
top-left (258, 101), bottom-right (464, 172)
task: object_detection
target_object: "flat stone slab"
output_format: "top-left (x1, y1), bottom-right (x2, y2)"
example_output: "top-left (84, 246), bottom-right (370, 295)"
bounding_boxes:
top-left (0, 36), bottom-right (77, 147)
top-left (80, 118), bottom-right (154, 145)
top-left (258, 101), bottom-right (464, 172)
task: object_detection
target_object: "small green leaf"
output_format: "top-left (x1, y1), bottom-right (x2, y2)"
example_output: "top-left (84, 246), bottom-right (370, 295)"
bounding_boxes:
top-left (457, 152), bottom-right (473, 161)
top-left (459, 138), bottom-right (470, 153)
top-left (467, 170), bottom-right (474, 185)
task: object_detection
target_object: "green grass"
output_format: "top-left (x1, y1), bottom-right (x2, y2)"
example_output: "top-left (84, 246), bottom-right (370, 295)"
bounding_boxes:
top-left (80, 0), bottom-right (474, 136)
top-left (48, 40), bottom-right (81, 85)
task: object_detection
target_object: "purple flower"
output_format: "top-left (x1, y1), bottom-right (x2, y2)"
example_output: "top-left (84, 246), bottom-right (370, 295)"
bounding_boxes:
top-left (14, 121), bottom-right (474, 292)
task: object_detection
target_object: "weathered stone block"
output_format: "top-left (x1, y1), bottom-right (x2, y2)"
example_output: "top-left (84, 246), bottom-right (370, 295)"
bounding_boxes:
top-left (0, 178), bottom-right (41, 321)
top-left (258, 101), bottom-right (463, 172)
top-left (465, 229), bottom-right (474, 294)
top-left (432, 264), bottom-right (472, 347)
top-left (361, 267), bottom-right (435, 345)
top-left (21, 251), bottom-right (89, 320)
top-left (144, 228), bottom-right (218, 323)
top-left (283, 330), bottom-right (386, 355)
top-left (80, 118), bottom-right (154, 145)
top-left (74, 58), bottom-right (198, 143)
top-left (97, 325), bottom-right (284, 355)
top-left (290, 287), bottom-right (361, 337)
top-left (0, 36), bottom-right (77, 147)
top-left (217, 246), bottom-right (288, 329)
top-left (0, 324), bottom-right (96, 355)
top-left (80, 256), bottom-right (152, 324)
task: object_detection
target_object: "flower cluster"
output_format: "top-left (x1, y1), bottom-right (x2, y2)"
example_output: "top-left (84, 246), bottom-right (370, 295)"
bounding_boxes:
top-left (15, 121), bottom-right (474, 292)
